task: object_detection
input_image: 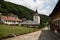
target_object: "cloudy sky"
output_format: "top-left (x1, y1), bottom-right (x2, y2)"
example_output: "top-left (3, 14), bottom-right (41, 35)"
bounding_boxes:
top-left (5, 0), bottom-right (58, 16)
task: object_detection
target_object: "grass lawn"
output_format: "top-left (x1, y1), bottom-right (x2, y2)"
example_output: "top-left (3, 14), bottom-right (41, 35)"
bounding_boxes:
top-left (0, 24), bottom-right (40, 39)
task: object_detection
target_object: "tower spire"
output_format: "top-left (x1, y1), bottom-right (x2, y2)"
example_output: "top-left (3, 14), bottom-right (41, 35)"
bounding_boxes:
top-left (34, 8), bottom-right (38, 16)
top-left (33, 8), bottom-right (40, 24)
top-left (36, 9), bottom-right (38, 13)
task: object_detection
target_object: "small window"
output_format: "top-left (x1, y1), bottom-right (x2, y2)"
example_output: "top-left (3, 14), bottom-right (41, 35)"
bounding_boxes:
top-left (6, 20), bottom-right (7, 22)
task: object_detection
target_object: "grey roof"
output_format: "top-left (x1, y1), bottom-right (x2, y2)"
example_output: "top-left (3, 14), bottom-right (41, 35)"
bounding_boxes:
top-left (20, 20), bottom-right (39, 25)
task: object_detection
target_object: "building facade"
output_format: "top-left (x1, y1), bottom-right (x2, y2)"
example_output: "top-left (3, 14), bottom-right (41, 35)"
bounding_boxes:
top-left (49, 0), bottom-right (60, 33)
top-left (33, 9), bottom-right (40, 24)
top-left (0, 16), bottom-right (21, 25)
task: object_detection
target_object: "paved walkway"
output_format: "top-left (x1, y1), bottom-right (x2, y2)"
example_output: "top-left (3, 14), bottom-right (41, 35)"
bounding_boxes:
top-left (4, 27), bottom-right (59, 40)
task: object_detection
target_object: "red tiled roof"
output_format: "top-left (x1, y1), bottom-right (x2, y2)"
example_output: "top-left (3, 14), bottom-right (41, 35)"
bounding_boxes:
top-left (1, 16), bottom-right (21, 21)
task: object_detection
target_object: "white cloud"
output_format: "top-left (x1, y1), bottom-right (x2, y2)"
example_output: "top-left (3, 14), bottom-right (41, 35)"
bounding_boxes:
top-left (38, 9), bottom-right (52, 16)
top-left (4, 0), bottom-right (58, 16)
top-left (23, 0), bottom-right (36, 10)
top-left (36, 0), bottom-right (58, 16)
top-left (5, 0), bottom-right (24, 5)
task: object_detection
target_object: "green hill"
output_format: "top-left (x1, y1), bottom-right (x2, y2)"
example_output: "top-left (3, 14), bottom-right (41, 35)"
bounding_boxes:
top-left (0, 0), bottom-right (35, 20)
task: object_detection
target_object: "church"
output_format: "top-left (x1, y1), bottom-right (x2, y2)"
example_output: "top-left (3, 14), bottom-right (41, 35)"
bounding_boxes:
top-left (19, 9), bottom-right (40, 27)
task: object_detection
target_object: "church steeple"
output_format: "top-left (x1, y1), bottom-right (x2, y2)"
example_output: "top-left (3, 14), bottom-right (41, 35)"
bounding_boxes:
top-left (35, 9), bottom-right (38, 13)
top-left (34, 9), bottom-right (38, 16)
top-left (33, 9), bottom-right (40, 24)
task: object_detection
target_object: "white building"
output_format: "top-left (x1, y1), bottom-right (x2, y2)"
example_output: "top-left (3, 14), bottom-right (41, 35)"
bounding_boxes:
top-left (0, 16), bottom-right (21, 25)
top-left (33, 9), bottom-right (40, 24)
top-left (20, 9), bottom-right (40, 27)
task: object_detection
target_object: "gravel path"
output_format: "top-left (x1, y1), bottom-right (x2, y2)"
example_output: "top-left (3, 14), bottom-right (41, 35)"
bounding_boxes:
top-left (4, 27), bottom-right (59, 40)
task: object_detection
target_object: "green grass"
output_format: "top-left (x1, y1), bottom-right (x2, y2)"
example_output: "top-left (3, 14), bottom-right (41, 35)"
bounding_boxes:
top-left (0, 24), bottom-right (40, 39)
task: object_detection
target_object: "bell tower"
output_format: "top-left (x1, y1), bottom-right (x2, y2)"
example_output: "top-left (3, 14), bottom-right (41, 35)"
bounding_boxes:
top-left (33, 9), bottom-right (40, 24)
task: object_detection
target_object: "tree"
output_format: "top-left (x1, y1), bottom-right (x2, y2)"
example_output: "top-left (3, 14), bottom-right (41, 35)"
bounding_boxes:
top-left (0, 0), bottom-right (4, 4)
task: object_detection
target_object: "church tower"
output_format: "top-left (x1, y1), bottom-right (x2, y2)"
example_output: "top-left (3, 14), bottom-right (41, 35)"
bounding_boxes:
top-left (33, 9), bottom-right (40, 24)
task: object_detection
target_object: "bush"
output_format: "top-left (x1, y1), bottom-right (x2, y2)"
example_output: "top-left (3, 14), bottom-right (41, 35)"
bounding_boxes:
top-left (38, 23), bottom-right (45, 29)
top-left (38, 19), bottom-right (45, 29)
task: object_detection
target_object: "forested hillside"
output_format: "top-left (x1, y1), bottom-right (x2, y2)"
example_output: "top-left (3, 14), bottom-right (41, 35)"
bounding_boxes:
top-left (0, 0), bottom-right (35, 20)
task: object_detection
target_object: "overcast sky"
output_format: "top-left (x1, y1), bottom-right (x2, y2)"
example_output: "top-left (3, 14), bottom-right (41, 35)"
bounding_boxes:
top-left (5, 0), bottom-right (58, 16)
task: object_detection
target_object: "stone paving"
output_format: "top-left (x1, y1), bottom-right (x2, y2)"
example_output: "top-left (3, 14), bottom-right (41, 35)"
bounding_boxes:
top-left (4, 27), bottom-right (59, 40)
